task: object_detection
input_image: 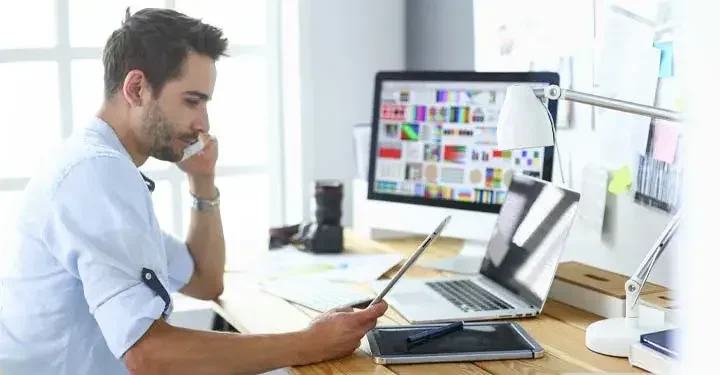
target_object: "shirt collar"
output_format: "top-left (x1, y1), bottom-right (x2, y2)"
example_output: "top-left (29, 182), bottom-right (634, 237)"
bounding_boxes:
top-left (86, 117), bottom-right (134, 162)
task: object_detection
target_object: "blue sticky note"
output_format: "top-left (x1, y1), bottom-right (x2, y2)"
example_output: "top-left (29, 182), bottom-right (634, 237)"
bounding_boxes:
top-left (655, 41), bottom-right (674, 78)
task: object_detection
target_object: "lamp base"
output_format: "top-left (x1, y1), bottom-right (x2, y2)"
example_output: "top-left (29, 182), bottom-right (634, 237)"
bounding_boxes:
top-left (585, 317), bottom-right (668, 357)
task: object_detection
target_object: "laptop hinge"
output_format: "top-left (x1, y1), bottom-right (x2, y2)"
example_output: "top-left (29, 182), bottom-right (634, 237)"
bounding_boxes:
top-left (476, 275), bottom-right (535, 309)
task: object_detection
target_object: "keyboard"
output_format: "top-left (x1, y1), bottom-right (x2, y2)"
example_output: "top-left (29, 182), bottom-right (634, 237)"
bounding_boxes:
top-left (260, 279), bottom-right (375, 313)
top-left (426, 279), bottom-right (513, 313)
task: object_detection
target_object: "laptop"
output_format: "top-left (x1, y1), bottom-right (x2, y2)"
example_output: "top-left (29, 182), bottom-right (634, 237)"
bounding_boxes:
top-left (371, 173), bottom-right (581, 324)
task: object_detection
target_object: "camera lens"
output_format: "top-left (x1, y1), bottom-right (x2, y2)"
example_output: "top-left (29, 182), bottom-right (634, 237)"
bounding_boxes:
top-left (314, 180), bottom-right (343, 225)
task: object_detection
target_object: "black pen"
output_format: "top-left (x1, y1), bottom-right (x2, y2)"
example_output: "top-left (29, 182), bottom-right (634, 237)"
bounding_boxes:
top-left (406, 321), bottom-right (464, 345)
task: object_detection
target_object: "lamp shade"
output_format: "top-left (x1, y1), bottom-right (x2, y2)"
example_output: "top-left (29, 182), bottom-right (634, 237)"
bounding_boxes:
top-left (496, 85), bottom-right (554, 150)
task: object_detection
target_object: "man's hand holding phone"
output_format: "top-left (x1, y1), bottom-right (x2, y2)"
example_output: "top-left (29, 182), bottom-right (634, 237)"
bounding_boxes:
top-left (178, 133), bottom-right (218, 199)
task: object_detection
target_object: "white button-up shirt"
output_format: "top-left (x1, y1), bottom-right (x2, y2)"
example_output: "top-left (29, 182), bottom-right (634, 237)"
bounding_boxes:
top-left (0, 118), bottom-right (195, 374)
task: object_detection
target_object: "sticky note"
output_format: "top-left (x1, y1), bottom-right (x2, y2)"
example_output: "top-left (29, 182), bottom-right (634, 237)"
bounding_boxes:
top-left (655, 41), bottom-right (674, 78)
top-left (608, 165), bottom-right (632, 194)
top-left (653, 124), bottom-right (680, 164)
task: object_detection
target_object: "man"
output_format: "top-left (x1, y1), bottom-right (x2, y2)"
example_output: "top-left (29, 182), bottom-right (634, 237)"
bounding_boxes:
top-left (0, 8), bottom-right (387, 375)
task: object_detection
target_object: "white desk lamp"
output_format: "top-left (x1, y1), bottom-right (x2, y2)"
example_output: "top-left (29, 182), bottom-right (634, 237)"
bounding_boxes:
top-left (497, 84), bottom-right (683, 357)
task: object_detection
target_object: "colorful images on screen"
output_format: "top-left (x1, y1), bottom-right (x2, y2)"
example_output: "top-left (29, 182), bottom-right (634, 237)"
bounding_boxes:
top-left (381, 103), bottom-right (406, 121)
top-left (443, 145), bottom-right (467, 164)
top-left (485, 168), bottom-right (503, 188)
top-left (378, 142), bottom-right (402, 159)
top-left (519, 150), bottom-right (542, 167)
top-left (384, 123), bottom-right (399, 139)
top-left (409, 106), bottom-right (427, 122)
top-left (401, 123), bottom-right (420, 141)
top-left (443, 128), bottom-right (473, 136)
top-left (422, 184), bottom-right (452, 200)
top-left (375, 180), bottom-right (398, 193)
top-left (454, 188), bottom-right (474, 202)
top-left (405, 163), bottom-right (423, 181)
top-left (436, 90), bottom-right (480, 104)
top-left (475, 189), bottom-right (506, 204)
top-left (423, 144), bottom-right (441, 162)
top-left (374, 82), bottom-right (546, 207)
top-left (472, 108), bottom-right (485, 123)
top-left (473, 127), bottom-right (497, 145)
top-left (440, 167), bottom-right (465, 184)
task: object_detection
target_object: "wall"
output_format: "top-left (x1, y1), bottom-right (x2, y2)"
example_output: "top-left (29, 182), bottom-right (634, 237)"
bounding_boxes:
top-left (536, 11), bottom-right (677, 289)
top-left (405, 0), bottom-right (475, 71)
top-left (291, 0), bottom-right (676, 289)
top-left (553, 89), bottom-right (677, 288)
top-left (293, 0), bottom-right (406, 226)
top-left (418, 0), bottom-right (677, 289)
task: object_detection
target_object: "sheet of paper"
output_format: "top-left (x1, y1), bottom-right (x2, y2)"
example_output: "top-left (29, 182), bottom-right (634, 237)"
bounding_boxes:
top-left (608, 165), bottom-right (633, 194)
top-left (595, 8), bottom-right (660, 172)
top-left (655, 77), bottom-right (679, 110)
top-left (594, 5), bottom-right (656, 89)
top-left (249, 246), bottom-right (404, 283)
top-left (576, 164), bottom-right (608, 237)
top-left (652, 123), bottom-right (680, 164)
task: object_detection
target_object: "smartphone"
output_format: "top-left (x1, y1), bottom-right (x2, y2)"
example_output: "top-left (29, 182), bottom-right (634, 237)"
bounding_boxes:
top-left (368, 215), bottom-right (451, 306)
top-left (366, 321), bottom-right (544, 365)
top-left (181, 140), bottom-right (205, 162)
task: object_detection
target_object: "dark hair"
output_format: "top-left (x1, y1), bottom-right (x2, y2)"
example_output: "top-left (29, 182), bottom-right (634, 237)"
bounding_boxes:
top-left (102, 8), bottom-right (228, 100)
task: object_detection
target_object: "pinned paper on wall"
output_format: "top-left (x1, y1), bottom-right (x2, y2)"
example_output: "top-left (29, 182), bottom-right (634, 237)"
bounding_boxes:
top-left (577, 164), bottom-right (608, 238)
top-left (594, 11), bottom-right (659, 173)
top-left (608, 165), bottom-right (632, 194)
top-left (595, 7), bottom-right (659, 172)
top-left (655, 41), bottom-right (674, 78)
top-left (652, 123), bottom-right (680, 164)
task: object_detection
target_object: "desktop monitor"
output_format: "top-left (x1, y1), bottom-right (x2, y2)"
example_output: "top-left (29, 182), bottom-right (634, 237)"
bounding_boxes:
top-left (366, 71), bottom-right (559, 258)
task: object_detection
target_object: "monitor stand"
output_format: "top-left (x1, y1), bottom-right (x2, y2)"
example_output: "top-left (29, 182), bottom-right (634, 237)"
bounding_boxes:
top-left (421, 240), bottom-right (487, 275)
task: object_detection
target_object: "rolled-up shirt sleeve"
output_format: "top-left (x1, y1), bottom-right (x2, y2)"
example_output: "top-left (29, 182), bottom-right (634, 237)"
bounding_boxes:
top-left (163, 230), bottom-right (194, 292)
top-left (43, 155), bottom-right (173, 359)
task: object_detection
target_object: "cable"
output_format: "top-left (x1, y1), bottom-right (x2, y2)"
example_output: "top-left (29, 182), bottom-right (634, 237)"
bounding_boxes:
top-left (543, 104), bottom-right (566, 185)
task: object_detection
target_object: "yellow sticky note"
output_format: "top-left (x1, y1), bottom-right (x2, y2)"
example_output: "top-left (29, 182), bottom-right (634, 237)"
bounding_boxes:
top-left (608, 165), bottom-right (632, 194)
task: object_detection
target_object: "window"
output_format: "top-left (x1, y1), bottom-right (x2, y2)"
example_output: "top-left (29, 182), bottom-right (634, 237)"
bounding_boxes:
top-left (0, 0), bottom-right (283, 270)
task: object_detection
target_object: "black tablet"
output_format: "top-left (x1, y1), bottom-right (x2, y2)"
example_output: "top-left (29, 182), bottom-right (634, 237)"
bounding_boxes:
top-left (366, 321), bottom-right (544, 365)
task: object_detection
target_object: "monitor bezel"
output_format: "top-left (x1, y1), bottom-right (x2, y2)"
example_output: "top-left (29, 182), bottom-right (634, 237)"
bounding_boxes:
top-left (367, 71), bottom-right (559, 214)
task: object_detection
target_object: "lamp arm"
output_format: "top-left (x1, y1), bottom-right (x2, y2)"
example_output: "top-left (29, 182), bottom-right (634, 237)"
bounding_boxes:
top-left (534, 85), bottom-right (684, 123)
top-left (624, 212), bottom-right (681, 318)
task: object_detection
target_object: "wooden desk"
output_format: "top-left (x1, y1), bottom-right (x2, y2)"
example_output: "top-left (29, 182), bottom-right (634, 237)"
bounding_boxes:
top-left (213, 232), bottom-right (645, 374)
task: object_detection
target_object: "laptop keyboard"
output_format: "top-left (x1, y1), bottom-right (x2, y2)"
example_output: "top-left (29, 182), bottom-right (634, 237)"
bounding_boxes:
top-left (426, 279), bottom-right (513, 313)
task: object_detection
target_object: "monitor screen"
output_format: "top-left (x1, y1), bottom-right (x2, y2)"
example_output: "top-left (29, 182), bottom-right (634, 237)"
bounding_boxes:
top-left (480, 173), bottom-right (580, 308)
top-left (368, 72), bottom-right (558, 213)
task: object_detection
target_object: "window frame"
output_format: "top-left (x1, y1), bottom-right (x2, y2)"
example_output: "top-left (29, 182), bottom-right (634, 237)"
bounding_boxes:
top-left (0, 0), bottom-right (285, 241)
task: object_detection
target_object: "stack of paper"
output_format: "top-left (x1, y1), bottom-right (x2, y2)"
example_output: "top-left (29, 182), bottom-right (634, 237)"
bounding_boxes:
top-left (629, 342), bottom-right (680, 374)
top-left (248, 245), bottom-right (404, 283)
top-left (630, 328), bottom-right (680, 374)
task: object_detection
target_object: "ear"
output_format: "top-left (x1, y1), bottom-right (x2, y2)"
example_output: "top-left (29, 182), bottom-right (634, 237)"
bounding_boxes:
top-left (122, 70), bottom-right (148, 107)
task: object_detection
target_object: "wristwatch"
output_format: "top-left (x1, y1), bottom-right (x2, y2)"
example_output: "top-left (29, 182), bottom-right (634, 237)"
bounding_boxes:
top-left (191, 188), bottom-right (220, 211)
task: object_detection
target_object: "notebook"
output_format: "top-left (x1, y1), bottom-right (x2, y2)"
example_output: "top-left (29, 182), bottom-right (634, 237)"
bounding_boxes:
top-left (640, 329), bottom-right (678, 359)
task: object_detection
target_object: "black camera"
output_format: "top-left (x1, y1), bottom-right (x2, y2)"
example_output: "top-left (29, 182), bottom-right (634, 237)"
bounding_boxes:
top-left (296, 180), bottom-right (344, 253)
top-left (313, 180), bottom-right (343, 225)
top-left (268, 180), bottom-right (345, 253)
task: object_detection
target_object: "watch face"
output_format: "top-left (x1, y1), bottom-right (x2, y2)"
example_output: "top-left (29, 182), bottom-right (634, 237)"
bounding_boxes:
top-left (191, 188), bottom-right (220, 210)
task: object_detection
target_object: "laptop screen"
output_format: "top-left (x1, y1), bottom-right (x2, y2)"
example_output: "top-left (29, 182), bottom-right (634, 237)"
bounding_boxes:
top-left (479, 173), bottom-right (580, 308)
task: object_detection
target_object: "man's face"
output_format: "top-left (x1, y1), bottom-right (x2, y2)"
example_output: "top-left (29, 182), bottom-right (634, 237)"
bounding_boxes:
top-left (140, 52), bottom-right (216, 162)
